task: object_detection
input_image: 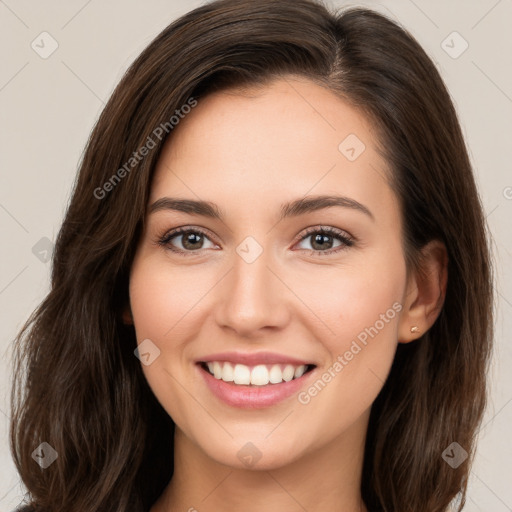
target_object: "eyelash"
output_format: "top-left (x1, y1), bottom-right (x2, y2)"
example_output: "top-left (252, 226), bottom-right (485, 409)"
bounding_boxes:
top-left (156, 225), bottom-right (355, 257)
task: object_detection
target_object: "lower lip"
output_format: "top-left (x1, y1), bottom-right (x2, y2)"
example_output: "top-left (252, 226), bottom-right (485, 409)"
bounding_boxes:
top-left (198, 364), bottom-right (315, 409)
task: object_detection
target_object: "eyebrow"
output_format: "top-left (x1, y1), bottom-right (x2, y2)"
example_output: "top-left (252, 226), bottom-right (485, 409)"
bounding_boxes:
top-left (148, 194), bottom-right (374, 222)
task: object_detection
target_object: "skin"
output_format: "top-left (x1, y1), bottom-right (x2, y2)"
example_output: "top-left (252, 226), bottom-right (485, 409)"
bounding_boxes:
top-left (125, 75), bottom-right (447, 512)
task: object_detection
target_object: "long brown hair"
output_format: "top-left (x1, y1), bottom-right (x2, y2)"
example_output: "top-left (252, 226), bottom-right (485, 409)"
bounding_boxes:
top-left (10, 1), bottom-right (494, 511)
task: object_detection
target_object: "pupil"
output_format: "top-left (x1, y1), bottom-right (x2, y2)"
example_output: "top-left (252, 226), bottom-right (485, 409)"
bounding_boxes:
top-left (183, 232), bottom-right (202, 249)
top-left (313, 233), bottom-right (332, 250)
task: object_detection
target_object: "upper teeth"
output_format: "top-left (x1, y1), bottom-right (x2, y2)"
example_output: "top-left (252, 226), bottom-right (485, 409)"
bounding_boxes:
top-left (206, 361), bottom-right (308, 386)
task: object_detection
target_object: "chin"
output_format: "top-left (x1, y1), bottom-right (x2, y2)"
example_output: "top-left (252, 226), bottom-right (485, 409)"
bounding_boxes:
top-left (193, 433), bottom-right (305, 471)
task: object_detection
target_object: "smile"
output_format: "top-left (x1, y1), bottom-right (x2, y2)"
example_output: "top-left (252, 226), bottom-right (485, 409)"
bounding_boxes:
top-left (196, 353), bottom-right (317, 409)
top-left (201, 361), bottom-right (315, 386)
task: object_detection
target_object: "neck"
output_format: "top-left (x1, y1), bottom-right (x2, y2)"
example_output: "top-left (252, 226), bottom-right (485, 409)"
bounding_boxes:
top-left (151, 411), bottom-right (370, 512)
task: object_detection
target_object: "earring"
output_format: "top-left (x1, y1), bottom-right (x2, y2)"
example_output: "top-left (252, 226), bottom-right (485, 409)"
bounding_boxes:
top-left (410, 326), bottom-right (420, 333)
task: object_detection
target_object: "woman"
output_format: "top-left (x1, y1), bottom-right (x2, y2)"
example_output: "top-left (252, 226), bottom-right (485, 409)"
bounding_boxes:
top-left (10, 0), bottom-right (494, 511)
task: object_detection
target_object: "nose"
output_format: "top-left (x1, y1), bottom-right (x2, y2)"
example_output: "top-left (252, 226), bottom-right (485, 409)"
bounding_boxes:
top-left (213, 247), bottom-right (291, 338)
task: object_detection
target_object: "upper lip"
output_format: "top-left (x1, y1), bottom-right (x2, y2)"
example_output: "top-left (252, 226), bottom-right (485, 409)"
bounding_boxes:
top-left (197, 351), bottom-right (315, 366)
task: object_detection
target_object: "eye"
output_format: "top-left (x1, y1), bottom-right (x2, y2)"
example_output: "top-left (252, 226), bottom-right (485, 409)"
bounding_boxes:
top-left (157, 227), bottom-right (217, 256)
top-left (294, 226), bottom-right (354, 255)
top-left (156, 225), bottom-right (354, 257)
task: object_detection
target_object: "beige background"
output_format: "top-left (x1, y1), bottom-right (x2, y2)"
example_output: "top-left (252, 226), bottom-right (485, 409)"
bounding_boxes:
top-left (0, 0), bottom-right (511, 510)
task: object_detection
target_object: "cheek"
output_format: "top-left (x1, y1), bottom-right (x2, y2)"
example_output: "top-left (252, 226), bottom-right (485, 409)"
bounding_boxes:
top-left (299, 251), bottom-right (405, 413)
top-left (128, 258), bottom-right (199, 423)
top-left (295, 278), bottom-right (402, 443)
top-left (128, 259), bottom-right (190, 388)
top-left (128, 257), bottom-right (205, 341)
top-left (304, 257), bottom-right (405, 356)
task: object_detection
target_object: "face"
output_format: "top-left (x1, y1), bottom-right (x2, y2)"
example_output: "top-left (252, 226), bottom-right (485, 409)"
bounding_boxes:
top-left (128, 76), bottom-right (409, 470)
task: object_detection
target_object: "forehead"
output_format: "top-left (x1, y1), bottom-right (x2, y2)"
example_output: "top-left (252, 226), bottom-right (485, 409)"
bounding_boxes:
top-left (149, 77), bottom-right (397, 228)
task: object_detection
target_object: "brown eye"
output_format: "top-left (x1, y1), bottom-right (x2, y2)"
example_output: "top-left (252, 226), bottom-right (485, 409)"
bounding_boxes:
top-left (295, 226), bottom-right (354, 255)
top-left (158, 227), bottom-right (217, 255)
top-left (180, 231), bottom-right (205, 250)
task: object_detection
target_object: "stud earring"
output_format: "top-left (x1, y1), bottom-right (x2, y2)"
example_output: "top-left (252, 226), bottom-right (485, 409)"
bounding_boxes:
top-left (410, 326), bottom-right (420, 333)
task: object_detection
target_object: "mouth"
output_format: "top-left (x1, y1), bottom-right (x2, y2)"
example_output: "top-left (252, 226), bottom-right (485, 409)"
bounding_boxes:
top-left (196, 357), bottom-right (318, 409)
top-left (199, 361), bottom-right (316, 386)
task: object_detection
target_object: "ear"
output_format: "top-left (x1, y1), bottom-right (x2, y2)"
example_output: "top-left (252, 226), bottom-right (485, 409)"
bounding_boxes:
top-left (121, 302), bottom-right (134, 325)
top-left (397, 239), bottom-right (448, 343)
